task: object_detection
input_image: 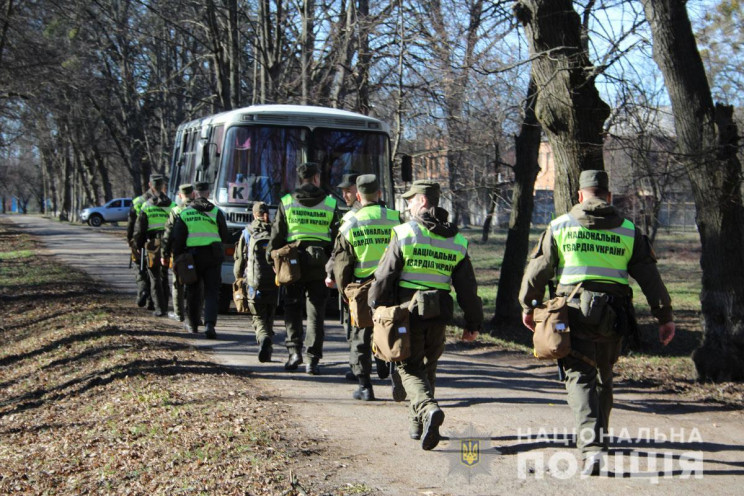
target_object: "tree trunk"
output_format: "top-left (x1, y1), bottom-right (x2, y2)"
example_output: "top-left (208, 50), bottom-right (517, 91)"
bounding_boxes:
top-left (492, 78), bottom-right (542, 330)
top-left (642, 0), bottom-right (744, 381)
top-left (514, 0), bottom-right (610, 215)
top-left (482, 142), bottom-right (501, 243)
top-left (227, 0), bottom-right (240, 109)
top-left (356, 0), bottom-right (371, 114)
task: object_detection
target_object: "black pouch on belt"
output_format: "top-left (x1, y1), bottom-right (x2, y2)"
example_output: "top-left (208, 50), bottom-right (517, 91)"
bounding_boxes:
top-left (579, 290), bottom-right (610, 326)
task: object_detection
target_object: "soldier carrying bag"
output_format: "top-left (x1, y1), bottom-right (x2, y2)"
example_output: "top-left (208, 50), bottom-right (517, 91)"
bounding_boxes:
top-left (271, 242), bottom-right (301, 285)
top-left (532, 283), bottom-right (581, 360)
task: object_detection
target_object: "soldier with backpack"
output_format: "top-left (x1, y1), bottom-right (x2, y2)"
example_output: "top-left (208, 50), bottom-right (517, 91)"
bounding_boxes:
top-left (234, 201), bottom-right (277, 362)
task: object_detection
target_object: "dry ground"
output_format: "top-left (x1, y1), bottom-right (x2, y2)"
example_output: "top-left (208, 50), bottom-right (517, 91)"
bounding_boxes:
top-left (0, 220), bottom-right (348, 495)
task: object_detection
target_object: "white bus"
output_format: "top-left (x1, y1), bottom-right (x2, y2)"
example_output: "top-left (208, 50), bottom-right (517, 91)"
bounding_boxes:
top-left (167, 104), bottom-right (405, 312)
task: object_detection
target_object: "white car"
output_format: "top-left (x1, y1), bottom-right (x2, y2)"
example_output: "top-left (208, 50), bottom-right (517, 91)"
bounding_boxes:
top-left (80, 198), bottom-right (132, 227)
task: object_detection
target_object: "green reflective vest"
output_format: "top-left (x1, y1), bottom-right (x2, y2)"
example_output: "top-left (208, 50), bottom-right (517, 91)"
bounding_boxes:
top-left (181, 206), bottom-right (222, 247)
top-left (341, 205), bottom-right (400, 279)
top-left (394, 221), bottom-right (468, 291)
top-left (142, 202), bottom-right (174, 233)
top-left (133, 195), bottom-right (147, 215)
top-left (281, 194), bottom-right (337, 242)
top-left (551, 213), bottom-right (635, 285)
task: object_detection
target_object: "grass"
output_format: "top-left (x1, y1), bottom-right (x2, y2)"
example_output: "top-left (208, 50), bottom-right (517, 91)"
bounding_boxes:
top-left (450, 225), bottom-right (743, 407)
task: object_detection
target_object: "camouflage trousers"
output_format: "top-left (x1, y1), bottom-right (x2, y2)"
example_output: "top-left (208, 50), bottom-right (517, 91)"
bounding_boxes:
top-left (397, 315), bottom-right (446, 423)
top-left (563, 332), bottom-right (623, 458)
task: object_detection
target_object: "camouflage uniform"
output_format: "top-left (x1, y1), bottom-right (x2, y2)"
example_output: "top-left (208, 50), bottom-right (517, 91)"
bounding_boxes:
top-left (369, 181), bottom-right (483, 449)
top-left (519, 188), bottom-right (673, 462)
top-left (127, 191), bottom-right (154, 308)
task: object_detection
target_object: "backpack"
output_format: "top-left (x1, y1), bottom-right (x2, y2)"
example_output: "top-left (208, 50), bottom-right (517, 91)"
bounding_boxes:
top-left (246, 227), bottom-right (275, 292)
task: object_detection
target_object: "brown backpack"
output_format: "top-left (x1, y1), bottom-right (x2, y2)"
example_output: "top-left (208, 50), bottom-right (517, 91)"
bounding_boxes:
top-left (271, 242), bottom-right (301, 285)
top-left (372, 304), bottom-right (411, 362)
top-left (532, 284), bottom-right (581, 360)
top-left (232, 278), bottom-right (250, 314)
top-left (344, 279), bottom-right (374, 328)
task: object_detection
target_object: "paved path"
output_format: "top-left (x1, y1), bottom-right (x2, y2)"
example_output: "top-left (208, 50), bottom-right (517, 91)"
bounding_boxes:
top-left (5, 214), bottom-right (743, 495)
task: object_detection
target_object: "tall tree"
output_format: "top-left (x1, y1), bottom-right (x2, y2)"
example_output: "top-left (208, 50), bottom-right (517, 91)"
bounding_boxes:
top-left (514, 0), bottom-right (610, 214)
top-left (492, 77), bottom-right (541, 330)
top-left (642, 0), bottom-right (744, 381)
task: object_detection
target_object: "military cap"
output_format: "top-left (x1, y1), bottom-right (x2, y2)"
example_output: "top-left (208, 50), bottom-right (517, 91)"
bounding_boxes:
top-left (356, 174), bottom-right (379, 194)
top-left (194, 181), bottom-right (211, 192)
top-left (401, 180), bottom-right (440, 200)
top-left (338, 172), bottom-right (360, 189)
top-left (178, 183), bottom-right (194, 195)
top-left (579, 170), bottom-right (609, 190)
top-left (252, 201), bottom-right (269, 217)
top-left (149, 173), bottom-right (165, 184)
top-left (297, 162), bottom-right (320, 180)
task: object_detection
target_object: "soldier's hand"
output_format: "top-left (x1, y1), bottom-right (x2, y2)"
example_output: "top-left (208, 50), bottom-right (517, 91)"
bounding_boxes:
top-left (522, 312), bottom-right (536, 332)
top-left (324, 276), bottom-right (336, 289)
top-left (658, 321), bottom-right (675, 346)
top-left (461, 329), bottom-right (479, 342)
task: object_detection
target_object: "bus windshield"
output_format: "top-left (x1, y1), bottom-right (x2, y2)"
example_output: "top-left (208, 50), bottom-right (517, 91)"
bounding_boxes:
top-left (313, 128), bottom-right (390, 204)
top-left (216, 125), bottom-right (307, 206)
top-left (215, 125), bottom-right (390, 206)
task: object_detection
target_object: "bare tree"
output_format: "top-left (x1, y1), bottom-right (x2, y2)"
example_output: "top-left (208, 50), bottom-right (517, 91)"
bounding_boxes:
top-left (492, 76), bottom-right (541, 330)
top-left (514, 0), bottom-right (610, 214)
top-left (642, 0), bottom-right (744, 381)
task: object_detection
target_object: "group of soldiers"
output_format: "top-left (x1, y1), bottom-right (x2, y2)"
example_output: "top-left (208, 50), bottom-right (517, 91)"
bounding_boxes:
top-left (126, 175), bottom-right (229, 339)
top-left (125, 166), bottom-right (675, 470)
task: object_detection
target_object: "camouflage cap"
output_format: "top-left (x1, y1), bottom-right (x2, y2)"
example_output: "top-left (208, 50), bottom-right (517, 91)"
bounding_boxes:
top-left (194, 181), bottom-right (210, 192)
top-left (579, 170), bottom-right (609, 190)
top-left (178, 183), bottom-right (194, 195)
top-left (401, 179), bottom-right (440, 200)
top-left (297, 162), bottom-right (320, 180)
top-left (252, 201), bottom-right (269, 217)
top-left (356, 174), bottom-right (379, 195)
top-left (149, 173), bottom-right (165, 184)
top-left (338, 172), bottom-right (360, 189)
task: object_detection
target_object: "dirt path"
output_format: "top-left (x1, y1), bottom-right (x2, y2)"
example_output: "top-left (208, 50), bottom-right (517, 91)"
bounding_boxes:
top-left (6, 214), bottom-right (743, 495)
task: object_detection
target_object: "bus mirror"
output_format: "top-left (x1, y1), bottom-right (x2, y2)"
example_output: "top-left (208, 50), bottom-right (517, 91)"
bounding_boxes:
top-left (400, 154), bottom-right (412, 182)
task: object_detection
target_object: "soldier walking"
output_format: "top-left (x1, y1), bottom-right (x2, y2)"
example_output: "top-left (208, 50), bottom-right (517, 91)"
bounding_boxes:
top-left (519, 170), bottom-right (675, 475)
top-left (169, 182), bottom-right (230, 338)
top-left (127, 174), bottom-right (163, 309)
top-left (369, 180), bottom-right (482, 450)
top-left (161, 183), bottom-right (194, 322)
top-left (332, 175), bottom-right (401, 401)
top-left (234, 201), bottom-right (277, 362)
top-left (268, 162), bottom-right (340, 375)
top-left (133, 177), bottom-right (175, 317)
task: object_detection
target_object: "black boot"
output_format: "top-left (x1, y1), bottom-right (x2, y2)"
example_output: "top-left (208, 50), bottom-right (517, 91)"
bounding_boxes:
top-left (204, 322), bottom-right (217, 339)
top-left (258, 338), bottom-right (273, 363)
top-left (284, 351), bottom-right (303, 371)
top-left (421, 408), bottom-right (445, 450)
top-left (305, 358), bottom-right (320, 375)
top-left (352, 377), bottom-right (375, 401)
